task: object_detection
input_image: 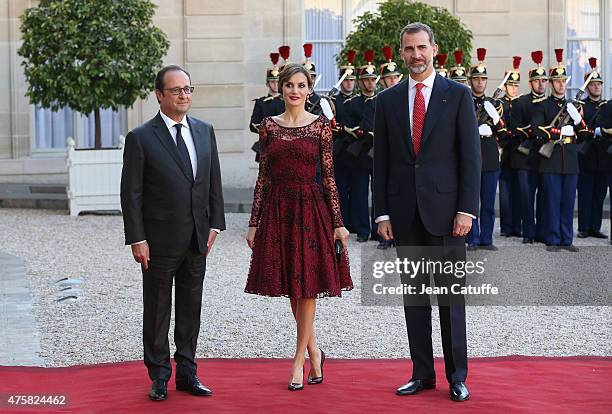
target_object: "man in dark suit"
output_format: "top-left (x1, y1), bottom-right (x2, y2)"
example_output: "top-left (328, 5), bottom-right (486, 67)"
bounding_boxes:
top-left (121, 65), bottom-right (225, 401)
top-left (373, 23), bottom-right (480, 402)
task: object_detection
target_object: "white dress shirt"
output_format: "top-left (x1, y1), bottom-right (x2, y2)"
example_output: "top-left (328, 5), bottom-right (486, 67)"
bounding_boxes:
top-left (131, 111), bottom-right (219, 246)
top-left (159, 110), bottom-right (198, 178)
top-left (375, 70), bottom-right (476, 224)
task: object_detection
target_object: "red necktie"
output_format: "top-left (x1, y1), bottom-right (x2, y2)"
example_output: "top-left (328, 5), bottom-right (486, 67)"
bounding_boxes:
top-left (412, 83), bottom-right (425, 155)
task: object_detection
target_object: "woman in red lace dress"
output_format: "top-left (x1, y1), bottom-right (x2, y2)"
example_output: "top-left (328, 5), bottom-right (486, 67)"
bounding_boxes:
top-left (245, 64), bottom-right (353, 391)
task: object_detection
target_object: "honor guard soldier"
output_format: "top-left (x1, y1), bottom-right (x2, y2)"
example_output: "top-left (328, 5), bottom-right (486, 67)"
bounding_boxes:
top-left (380, 45), bottom-right (401, 89)
top-left (449, 50), bottom-right (468, 84)
top-left (249, 52), bottom-right (285, 162)
top-left (302, 43), bottom-right (334, 117)
top-left (597, 101), bottom-right (612, 245)
top-left (466, 48), bottom-right (508, 250)
top-left (331, 50), bottom-right (358, 232)
top-left (576, 57), bottom-right (608, 239)
top-left (511, 50), bottom-right (548, 244)
top-left (344, 49), bottom-right (378, 243)
top-left (434, 53), bottom-right (449, 78)
top-left (532, 49), bottom-right (587, 252)
top-left (498, 56), bottom-right (523, 238)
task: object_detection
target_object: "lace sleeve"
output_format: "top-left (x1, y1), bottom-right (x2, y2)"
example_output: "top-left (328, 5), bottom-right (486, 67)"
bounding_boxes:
top-left (248, 118), bottom-right (270, 227)
top-left (319, 119), bottom-right (344, 228)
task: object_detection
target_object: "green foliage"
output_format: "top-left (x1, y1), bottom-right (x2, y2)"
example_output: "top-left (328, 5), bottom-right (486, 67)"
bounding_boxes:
top-left (18, 0), bottom-right (169, 147)
top-left (339, 0), bottom-right (472, 73)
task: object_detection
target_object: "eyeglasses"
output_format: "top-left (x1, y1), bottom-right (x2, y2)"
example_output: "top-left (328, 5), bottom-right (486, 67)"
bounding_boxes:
top-left (164, 86), bottom-right (195, 95)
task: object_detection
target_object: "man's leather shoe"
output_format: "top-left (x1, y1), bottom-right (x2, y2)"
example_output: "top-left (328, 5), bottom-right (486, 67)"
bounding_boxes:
top-left (176, 375), bottom-right (212, 396)
top-left (577, 231), bottom-right (589, 238)
top-left (450, 382), bottom-right (470, 402)
top-left (590, 230), bottom-right (607, 239)
top-left (546, 244), bottom-right (560, 252)
top-left (466, 244), bottom-right (478, 251)
top-left (148, 379), bottom-right (168, 401)
top-left (396, 379), bottom-right (436, 396)
top-left (560, 244), bottom-right (579, 252)
top-left (479, 244), bottom-right (498, 251)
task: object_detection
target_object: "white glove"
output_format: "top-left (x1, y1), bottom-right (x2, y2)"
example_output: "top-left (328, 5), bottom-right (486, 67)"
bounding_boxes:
top-left (560, 125), bottom-right (575, 136)
top-left (566, 102), bottom-right (582, 125)
top-left (479, 124), bottom-right (493, 137)
top-left (483, 100), bottom-right (500, 125)
top-left (594, 127), bottom-right (602, 137)
top-left (320, 97), bottom-right (334, 120)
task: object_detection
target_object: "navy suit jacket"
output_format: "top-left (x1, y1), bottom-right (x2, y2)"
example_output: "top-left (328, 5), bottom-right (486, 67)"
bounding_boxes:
top-left (373, 74), bottom-right (481, 238)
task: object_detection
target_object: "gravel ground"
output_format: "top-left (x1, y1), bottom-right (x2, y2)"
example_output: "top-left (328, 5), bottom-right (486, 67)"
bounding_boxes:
top-left (0, 208), bottom-right (610, 367)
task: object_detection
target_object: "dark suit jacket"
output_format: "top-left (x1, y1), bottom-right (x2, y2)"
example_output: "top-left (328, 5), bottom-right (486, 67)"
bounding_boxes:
top-left (121, 112), bottom-right (225, 257)
top-left (373, 74), bottom-right (481, 238)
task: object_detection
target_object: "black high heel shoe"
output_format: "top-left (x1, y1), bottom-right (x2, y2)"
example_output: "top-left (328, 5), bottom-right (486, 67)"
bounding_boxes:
top-left (288, 366), bottom-right (304, 391)
top-left (307, 349), bottom-right (325, 385)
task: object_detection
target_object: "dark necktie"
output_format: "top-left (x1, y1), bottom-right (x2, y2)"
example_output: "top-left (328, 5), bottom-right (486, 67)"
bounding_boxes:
top-left (412, 83), bottom-right (425, 155)
top-left (174, 124), bottom-right (193, 180)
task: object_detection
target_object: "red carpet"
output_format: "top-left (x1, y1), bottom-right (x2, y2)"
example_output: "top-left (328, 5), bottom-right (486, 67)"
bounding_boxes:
top-left (0, 356), bottom-right (610, 413)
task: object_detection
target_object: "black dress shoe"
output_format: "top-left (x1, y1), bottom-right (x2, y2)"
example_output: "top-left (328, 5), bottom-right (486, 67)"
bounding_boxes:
top-left (466, 244), bottom-right (478, 251)
top-left (560, 244), bottom-right (579, 252)
top-left (546, 244), bottom-right (560, 252)
top-left (479, 244), bottom-right (498, 251)
top-left (356, 235), bottom-right (369, 242)
top-left (450, 382), bottom-right (470, 402)
top-left (307, 349), bottom-right (325, 385)
top-left (148, 379), bottom-right (168, 401)
top-left (176, 375), bottom-right (212, 396)
top-left (590, 230), bottom-right (607, 239)
top-left (577, 231), bottom-right (589, 238)
top-left (396, 379), bottom-right (436, 396)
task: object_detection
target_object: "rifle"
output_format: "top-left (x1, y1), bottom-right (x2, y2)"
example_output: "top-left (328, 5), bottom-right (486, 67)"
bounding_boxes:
top-left (476, 70), bottom-right (512, 125)
top-left (538, 76), bottom-right (589, 159)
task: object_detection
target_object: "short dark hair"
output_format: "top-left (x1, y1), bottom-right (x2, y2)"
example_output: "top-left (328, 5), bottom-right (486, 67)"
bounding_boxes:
top-left (399, 22), bottom-right (435, 46)
top-left (155, 65), bottom-right (191, 92)
top-left (278, 63), bottom-right (313, 92)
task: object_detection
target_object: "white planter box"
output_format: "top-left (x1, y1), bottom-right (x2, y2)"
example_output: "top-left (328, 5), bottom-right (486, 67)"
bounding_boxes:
top-left (66, 136), bottom-right (125, 216)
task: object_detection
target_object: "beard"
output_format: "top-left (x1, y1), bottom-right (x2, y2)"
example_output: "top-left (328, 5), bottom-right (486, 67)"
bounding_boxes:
top-left (408, 57), bottom-right (430, 74)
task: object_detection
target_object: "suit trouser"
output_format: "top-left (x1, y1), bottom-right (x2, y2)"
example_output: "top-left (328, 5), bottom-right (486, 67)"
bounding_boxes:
top-left (143, 233), bottom-right (206, 381)
top-left (334, 165), bottom-right (370, 238)
top-left (499, 167), bottom-right (522, 235)
top-left (540, 173), bottom-right (578, 246)
top-left (577, 171), bottom-right (608, 233)
top-left (395, 211), bottom-right (468, 384)
top-left (516, 169), bottom-right (539, 240)
top-left (467, 170), bottom-right (500, 246)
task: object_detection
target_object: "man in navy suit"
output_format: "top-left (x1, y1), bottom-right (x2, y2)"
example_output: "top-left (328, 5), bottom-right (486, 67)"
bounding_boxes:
top-left (373, 23), bottom-right (480, 402)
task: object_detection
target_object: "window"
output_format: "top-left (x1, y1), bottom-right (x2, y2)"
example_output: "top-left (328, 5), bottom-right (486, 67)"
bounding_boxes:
top-left (31, 106), bottom-right (126, 153)
top-left (304, 0), bottom-right (380, 92)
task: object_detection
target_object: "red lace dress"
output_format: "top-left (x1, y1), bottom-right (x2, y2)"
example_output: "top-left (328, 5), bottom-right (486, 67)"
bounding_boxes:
top-left (245, 115), bottom-right (353, 298)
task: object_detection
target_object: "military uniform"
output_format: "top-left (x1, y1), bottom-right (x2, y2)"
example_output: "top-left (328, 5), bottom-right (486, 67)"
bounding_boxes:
top-left (511, 51), bottom-right (547, 243)
top-left (532, 49), bottom-right (586, 249)
top-left (466, 48), bottom-right (508, 248)
top-left (249, 52), bottom-right (284, 162)
top-left (598, 101), bottom-right (612, 244)
top-left (576, 59), bottom-right (608, 239)
top-left (498, 56), bottom-right (523, 238)
top-left (331, 50), bottom-right (358, 232)
top-left (342, 50), bottom-right (378, 241)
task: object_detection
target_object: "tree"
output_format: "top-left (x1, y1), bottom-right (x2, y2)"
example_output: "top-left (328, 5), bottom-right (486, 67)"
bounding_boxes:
top-left (18, 0), bottom-right (169, 149)
top-left (338, 0), bottom-right (472, 74)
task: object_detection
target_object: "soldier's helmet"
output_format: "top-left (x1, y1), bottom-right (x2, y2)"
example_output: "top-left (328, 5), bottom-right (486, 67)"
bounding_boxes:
top-left (528, 50), bottom-right (547, 81)
top-left (449, 50), bottom-right (467, 81)
top-left (468, 48), bottom-right (488, 79)
top-left (548, 48), bottom-right (568, 80)
top-left (303, 43), bottom-right (316, 77)
top-left (266, 53), bottom-right (280, 81)
top-left (505, 56), bottom-right (522, 85)
top-left (434, 53), bottom-right (448, 78)
top-left (358, 50), bottom-right (378, 79)
top-left (278, 45), bottom-right (291, 72)
top-left (380, 45), bottom-right (400, 78)
top-left (339, 49), bottom-right (357, 80)
top-left (585, 57), bottom-right (603, 84)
